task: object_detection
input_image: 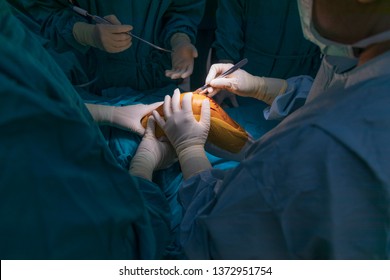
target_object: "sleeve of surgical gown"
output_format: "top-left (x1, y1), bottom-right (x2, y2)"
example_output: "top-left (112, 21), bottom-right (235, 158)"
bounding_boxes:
top-left (179, 127), bottom-right (388, 259)
top-left (212, 0), bottom-right (245, 63)
top-left (263, 75), bottom-right (314, 120)
top-left (0, 3), bottom-right (170, 259)
top-left (18, 0), bottom-right (90, 53)
top-left (0, 70), bottom-right (170, 259)
top-left (161, 0), bottom-right (206, 46)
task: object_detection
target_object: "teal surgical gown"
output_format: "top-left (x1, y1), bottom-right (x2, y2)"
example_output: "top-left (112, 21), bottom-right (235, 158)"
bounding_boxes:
top-left (0, 0), bottom-right (171, 259)
top-left (18, 0), bottom-right (205, 93)
top-left (213, 0), bottom-right (321, 79)
top-left (6, 0), bottom-right (91, 87)
top-left (179, 51), bottom-right (390, 259)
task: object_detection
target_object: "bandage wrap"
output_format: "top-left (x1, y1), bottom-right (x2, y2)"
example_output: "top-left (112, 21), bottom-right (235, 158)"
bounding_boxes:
top-left (141, 93), bottom-right (251, 155)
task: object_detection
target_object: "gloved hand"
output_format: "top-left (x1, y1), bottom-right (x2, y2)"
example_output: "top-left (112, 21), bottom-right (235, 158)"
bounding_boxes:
top-left (129, 117), bottom-right (176, 181)
top-left (153, 89), bottom-right (212, 179)
top-left (211, 60), bottom-right (239, 108)
top-left (85, 101), bottom-right (163, 135)
top-left (73, 15), bottom-right (133, 53)
top-left (165, 33), bottom-right (198, 80)
top-left (205, 63), bottom-right (288, 105)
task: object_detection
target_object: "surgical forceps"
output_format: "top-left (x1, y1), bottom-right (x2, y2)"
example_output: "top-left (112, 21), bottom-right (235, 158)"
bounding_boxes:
top-left (71, 6), bottom-right (173, 53)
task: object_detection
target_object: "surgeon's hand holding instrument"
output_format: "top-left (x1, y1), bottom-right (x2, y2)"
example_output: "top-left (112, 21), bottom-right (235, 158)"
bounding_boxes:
top-left (72, 12), bottom-right (132, 53)
top-left (194, 58), bottom-right (248, 95)
top-left (205, 60), bottom-right (288, 105)
top-left (71, 6), bottom-right (173, 53)
top-left (152, 89), bottom-right (212, 180)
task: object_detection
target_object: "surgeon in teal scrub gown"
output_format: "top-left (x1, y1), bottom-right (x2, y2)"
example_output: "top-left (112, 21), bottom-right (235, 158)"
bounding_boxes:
top-left (0, 0), bottom-right (171, 259)
top-left (16, 0), bottom-right (205, 94)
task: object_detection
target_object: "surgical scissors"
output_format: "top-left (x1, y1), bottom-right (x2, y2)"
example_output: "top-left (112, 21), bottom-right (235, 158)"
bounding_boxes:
top-left (71, 6), bottom-right (173, 53)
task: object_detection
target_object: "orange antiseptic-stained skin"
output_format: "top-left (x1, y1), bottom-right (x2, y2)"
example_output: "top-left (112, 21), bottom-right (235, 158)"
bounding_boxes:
top-left (141, 93), bottom-right (249, 153)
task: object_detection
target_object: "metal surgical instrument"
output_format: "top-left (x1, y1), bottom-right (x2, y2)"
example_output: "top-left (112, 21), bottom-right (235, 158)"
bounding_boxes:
top-left (71, 6), bottom-right (173, 53)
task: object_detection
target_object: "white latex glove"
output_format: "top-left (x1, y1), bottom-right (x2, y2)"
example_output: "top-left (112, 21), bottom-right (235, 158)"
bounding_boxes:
top-left (85, 102), bottom-right (163, 135)
top-left (165, 33), bottom-right (198, 79)
top-left (129, 117), bottom-right (176, 181)
top-left (153, 89), bottom-right (212, 180)
top-left (73, 15), bottom-right (133, 53)
top-left (205, 63), bottom-right (288, 105)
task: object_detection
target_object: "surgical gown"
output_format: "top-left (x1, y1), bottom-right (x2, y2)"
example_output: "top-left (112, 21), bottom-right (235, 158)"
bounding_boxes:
top-left (0, 0), bottom-right (171, 259)
top-left (6, 1), bottom-right (91, 88)
top-left (179, 51), bottom-right (390, 259)
top-left (18, 0), bottom-right (205, 93)
top-left (213, 0), bottom-right (321, 79)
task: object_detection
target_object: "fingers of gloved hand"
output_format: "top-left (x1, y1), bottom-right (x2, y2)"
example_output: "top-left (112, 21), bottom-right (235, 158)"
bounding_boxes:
top-left (130, 116), bottom-right (164, 180)
top-left (143, 101), bottom-right (164, 114)
top-left (181, 44), bottom-right (198, 57)
top-left (96, 22), bottom-right (133, 34)
top-left (186, 44), bottom-right (199, 59)
top-left (179, 63), bottom-right (194, 79)
top-left (165, 68), bottom-right (187, 80)
top-left (192, 47), bottom-right (199, 58)
top-left (196, 87), bottom-right (208, 95)
top-left (165, 62), bottom-right (192, 79)
top-left (166, 44), bottom-right (197, 79)
top-left (144, 116), bottom-right (157, 138)
top-left (181, 92), bottom-right (193, 113)
top-left (171, 89), bottom-right (182, 113)
top-left (108, 33), bottom-right (133, 44)
top-left (209, 76), bottom-right (239, 92)
top-left (120, 113), bottom-right (145, 135)
top-left (103, 38), bottom-right (132, 52)
top-left (200, 99), bottom-right (211, 126)
top-left (111, 102), bottom-right (164, 136)
top-left (167, 65), bottom-right (192, 78)
top-left (103, 14), bottom-right (122, 25)
top-left (111, 106), bottom-right (144, 135)
top-left (96, 26), bottom-right (132, 41)
top-left (205, 63), bottom-right (234, 85)
top-left (94, 23), bottom-right (133, 53)
top-left (152, 109), bottom-right (166, 129)
top-left (163, 94), bottom-right (172, 119)
top-left (133, 124), bottom-right (145, 136)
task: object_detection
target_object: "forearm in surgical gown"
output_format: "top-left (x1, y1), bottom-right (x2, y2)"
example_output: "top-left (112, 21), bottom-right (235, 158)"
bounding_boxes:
top-left (264, 75), bottom-right (313, 120)
top-left (178, 53), bottom-right (390, 259)
top-left (6, 1), bottom-right (90, 86)
top-left (0, 1), bottom-right (170, 259)
top-left (221, 75), bottom-right (314, 141)
top-left (18, 0), bottom-right (206, 92)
